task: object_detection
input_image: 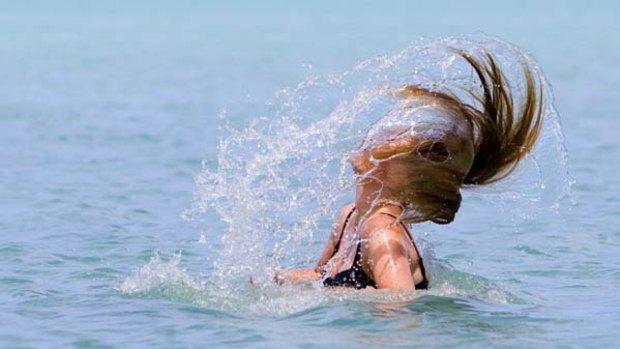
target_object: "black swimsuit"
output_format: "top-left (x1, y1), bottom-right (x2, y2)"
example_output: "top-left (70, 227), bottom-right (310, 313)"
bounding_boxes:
top-left (322, 208), bottom-right (429, 289)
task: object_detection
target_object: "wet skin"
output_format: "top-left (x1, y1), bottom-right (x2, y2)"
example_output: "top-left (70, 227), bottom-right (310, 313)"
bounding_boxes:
top-left (278, 95), bottom-right (476, 290)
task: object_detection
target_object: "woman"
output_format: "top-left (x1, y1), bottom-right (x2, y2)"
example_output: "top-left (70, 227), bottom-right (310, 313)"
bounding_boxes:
top-left (276, 51), bottom-right (543, 291)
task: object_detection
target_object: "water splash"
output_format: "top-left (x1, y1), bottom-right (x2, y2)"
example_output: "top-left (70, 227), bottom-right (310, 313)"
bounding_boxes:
top-left (168, 35), bottom-right (572, 316)
top-left (119, 253), bottom-right (203, 298)
top-left (119, 253), bottom-right (517, 316)
top-left (427, 261), bottom-right (523, 304)
top-left (119, 253), bottom-right (332, 316)
top-left (188, 34), bottom-right (570, 284)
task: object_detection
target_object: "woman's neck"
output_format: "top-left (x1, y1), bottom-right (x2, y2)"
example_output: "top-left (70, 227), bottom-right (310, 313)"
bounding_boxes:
top-left (354, 179), bottom-right (404, 225)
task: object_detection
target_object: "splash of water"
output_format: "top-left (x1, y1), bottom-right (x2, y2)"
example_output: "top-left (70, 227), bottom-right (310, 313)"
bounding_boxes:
top-left (130, 35), bottom-right (573, 317)
top-left (119, 253), bottom-right (202, 296)
top-left (119, 253), bottom-right (517, 316)
top-left (188, 35), bottom-right (570, 286)
top-left (120, 253), bottom-right (345, 316)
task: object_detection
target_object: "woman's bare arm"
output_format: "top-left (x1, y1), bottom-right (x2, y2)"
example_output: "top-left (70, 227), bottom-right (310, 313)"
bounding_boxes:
top-left (361, 225), bottom-right (415, 291)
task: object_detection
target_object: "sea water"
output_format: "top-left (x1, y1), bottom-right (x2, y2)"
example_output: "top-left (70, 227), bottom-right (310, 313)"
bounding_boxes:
top-left (1, 1), bottom-right (619, 348)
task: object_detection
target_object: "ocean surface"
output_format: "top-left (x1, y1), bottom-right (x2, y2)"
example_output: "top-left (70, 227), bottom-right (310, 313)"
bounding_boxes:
top-left (1, 1), bottom-right (619, 348)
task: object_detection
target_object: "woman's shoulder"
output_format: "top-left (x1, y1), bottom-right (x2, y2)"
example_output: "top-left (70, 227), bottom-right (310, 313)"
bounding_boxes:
top-left (328, 203), bottom-right (356, 239)
top-left (334, 203), bottom-right (356, 226)
top-left (338, 203), bottom-right (355, 216)
top-left (360, 209), bottom-right (404, 238)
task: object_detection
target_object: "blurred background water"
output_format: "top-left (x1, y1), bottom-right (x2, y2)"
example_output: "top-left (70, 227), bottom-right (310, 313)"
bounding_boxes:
top-left (1, 1), bottom-right (619, 348)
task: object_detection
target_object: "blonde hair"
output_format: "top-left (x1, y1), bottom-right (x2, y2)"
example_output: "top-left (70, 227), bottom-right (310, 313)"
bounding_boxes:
top-left (458, 51), bottom-right (544, 185)
top-left (402, 51), bottom-right (544, 186)
top-left (359, 51), bottom-right (545, 224)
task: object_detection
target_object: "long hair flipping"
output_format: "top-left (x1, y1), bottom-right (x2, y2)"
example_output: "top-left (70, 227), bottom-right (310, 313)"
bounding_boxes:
top-left (353, 50), bottom-right (544, 224)
top-left (458, 51), bottom-right (544, 186)
top-left (364, 51), bottom-right (546, 223)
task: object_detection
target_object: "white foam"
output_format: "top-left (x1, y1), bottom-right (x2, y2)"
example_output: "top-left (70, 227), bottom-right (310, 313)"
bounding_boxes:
top-left (119, 253), bottom-right (202, 295)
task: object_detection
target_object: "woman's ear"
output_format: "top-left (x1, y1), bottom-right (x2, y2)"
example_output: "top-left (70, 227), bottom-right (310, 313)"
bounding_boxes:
top-left (351, 149), bottom-right (375, 174)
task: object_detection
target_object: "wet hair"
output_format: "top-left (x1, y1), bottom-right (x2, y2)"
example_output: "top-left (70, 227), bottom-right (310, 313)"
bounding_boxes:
top-left (401, 51), bottom-right (543, 185)
top-left (458, 51), bottom-right (544, 185)
top-left (358, 51), bottom-right (544, 224)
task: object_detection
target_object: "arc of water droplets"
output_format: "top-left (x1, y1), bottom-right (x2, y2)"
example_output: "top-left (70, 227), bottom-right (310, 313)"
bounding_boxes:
top-left (189, 35), bottom-right (572, 286)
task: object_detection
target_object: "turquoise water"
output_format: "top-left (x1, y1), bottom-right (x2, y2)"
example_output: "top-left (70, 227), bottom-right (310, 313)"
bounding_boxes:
top-left (2, 1), bottom-right (619, 348)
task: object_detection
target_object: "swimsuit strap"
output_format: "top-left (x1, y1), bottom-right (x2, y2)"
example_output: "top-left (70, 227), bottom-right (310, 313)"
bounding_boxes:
top-left (332, 206), bottom-right (356, 255)
top-left (328, 206), bottom-right (429, 289)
